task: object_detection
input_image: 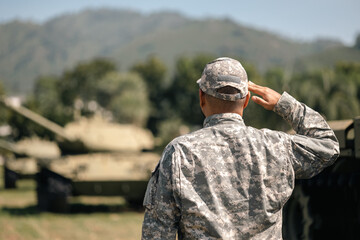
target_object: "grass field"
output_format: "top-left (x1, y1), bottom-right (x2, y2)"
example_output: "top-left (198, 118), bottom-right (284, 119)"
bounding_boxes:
top-left (0, 166), bottom-right (145, 240)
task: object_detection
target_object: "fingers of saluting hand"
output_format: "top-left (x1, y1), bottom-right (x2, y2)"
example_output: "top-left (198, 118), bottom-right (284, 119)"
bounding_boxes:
top-left (251, 95), bottom-right (269, 108)
top-left (247, 81), bottom-right (281, 111)
top-left (248, 81), bottom-right (266, 96)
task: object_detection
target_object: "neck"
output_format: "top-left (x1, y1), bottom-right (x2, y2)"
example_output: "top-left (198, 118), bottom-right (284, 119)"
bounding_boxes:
top-left (205, 108), bottom-right (244, 117)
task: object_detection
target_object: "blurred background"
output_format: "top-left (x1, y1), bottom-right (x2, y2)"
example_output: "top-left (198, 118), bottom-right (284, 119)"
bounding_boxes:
top-left (0, 0), bottom-right (359, 239)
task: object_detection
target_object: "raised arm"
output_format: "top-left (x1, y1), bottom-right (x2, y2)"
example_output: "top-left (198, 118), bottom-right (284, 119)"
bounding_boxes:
top-left (248, 81), bottom-right (340, 178)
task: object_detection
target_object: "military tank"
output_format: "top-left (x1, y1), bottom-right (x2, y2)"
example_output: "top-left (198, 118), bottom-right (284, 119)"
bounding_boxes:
top-left (0, 97), bottom-right (154, 154)
top-left (0, 98), bottom-right (159, 212)
top-left (0, 137), bottom-right (60, 188)
top-left (283, 117), bottom-right (360, 239)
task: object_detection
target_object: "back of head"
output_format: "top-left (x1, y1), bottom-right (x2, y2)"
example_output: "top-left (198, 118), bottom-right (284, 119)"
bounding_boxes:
top-left (197, 57), bottom-right (249, 114)
top-left (204, 86), bottom-right (247, 113)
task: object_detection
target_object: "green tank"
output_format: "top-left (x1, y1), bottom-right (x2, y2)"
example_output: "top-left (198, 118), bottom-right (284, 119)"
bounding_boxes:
top-left (283, 117), bottom-right (360, 239)
top-left (0, 98), bottom-right (159, 212)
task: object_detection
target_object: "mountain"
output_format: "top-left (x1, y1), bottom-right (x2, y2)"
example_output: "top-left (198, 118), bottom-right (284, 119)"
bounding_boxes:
top-left (0, 8), bottom-right (355, 94)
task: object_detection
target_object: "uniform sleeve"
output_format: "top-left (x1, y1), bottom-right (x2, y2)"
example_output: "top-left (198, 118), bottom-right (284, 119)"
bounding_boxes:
top-left (274, 92), bottom-right (340, 179)
top-left (141, 145), bottom-right (181, 239)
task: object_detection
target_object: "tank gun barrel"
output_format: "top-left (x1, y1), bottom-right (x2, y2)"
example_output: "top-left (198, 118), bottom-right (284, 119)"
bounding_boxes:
top-left (0, 96), bottom-right (156, 154)
top-left (0, 97), bottom-right (73, 142)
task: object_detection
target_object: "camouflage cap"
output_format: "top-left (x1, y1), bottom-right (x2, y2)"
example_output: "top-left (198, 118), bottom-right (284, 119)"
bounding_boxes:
top-left (197, 57), bottom-right (248, 101)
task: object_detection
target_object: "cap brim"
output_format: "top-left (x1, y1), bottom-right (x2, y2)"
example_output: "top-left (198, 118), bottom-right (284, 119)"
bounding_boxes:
top-left (196, 78), bottom-right (201, 84)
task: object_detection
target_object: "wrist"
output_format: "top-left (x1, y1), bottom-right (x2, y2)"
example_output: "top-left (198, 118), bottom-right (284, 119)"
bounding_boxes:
top-left (273, 92), bottom-right (296, 118)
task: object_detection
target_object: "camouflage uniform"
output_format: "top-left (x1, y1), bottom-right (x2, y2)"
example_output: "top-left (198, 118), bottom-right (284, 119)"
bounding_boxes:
top-left (142, 58), bottom-right (339, 239)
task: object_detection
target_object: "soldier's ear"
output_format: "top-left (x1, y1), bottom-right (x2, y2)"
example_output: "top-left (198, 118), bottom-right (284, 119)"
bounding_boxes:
top-left (199, 89), bottom-right (206, 108)
top-left (243, 92), bottom-right (251, 109)
top-left (199, 89), bottom-right (208, 116)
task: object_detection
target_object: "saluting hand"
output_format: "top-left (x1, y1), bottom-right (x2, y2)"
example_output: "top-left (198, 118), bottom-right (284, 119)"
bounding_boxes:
top-left (248, 81), bottom-right (281, 111)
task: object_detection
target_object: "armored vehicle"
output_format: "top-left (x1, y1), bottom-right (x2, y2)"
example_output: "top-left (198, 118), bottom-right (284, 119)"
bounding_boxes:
top-left (0, 137), bottom-right (60, 188)
top-left (0, 98), bottom-right (154, 154)
top-left (0, 98), bottom-right (159, 212)
top-left (283, 117), bottom-right (360, 239)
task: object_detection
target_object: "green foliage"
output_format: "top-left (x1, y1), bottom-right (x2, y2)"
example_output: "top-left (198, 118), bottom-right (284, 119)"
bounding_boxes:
top-left (163, 55), bottom-right (360, 136)
top-left (131, 56), bottom-right (167, 100)
top-left (97, 72), bottom-right (150, 126)
top-left (9, 58), bottom-right (117, 139)
top-left (167, 54), bottom-right (214, 126)
top-left (131, 56), bottom-right (168, 132)
top-left (335, 61), bottom-right (360, 76)
top-left (5, 49), bottom-right (360, 144)
top-left (59, 58), bottom-right (116, 107)
top-left (264, 68), bottom-right (288, 93)
top-left (8, 58), bottom-right (149, 140)
top-left (290, 63), bottom-right (360, 120)
top-left (32, 75), bottom-right (72, 125)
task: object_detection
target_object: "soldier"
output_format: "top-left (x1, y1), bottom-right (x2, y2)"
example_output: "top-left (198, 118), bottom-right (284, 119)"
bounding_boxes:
top-left (142, 57), bottom-right (339, 239)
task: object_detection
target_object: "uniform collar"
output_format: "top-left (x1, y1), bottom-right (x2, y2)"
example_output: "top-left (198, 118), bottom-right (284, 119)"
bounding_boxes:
top-left (203, 113), bottom-right (244, 128)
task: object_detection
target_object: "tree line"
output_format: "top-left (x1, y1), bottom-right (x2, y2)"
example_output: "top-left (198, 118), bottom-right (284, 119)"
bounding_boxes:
top-left (1, 55), bottom-right (360, 148)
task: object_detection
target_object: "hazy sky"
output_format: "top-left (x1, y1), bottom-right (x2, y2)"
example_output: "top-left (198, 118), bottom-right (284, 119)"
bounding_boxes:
top-left (0, 0), bottom-right (359, 45)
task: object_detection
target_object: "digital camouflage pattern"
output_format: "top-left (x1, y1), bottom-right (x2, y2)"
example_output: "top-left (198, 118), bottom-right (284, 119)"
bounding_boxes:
top-left (197, 57), bottom-right (248, 101)
top-left (142, 92), bottom-right (339, 239)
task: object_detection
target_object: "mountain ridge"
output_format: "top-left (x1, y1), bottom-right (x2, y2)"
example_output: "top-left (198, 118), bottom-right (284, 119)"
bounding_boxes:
top-left (0, 8), bottom-right (354, 94)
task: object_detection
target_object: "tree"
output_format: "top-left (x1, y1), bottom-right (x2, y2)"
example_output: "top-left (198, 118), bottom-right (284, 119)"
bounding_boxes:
top-left (58, 58), bottom-right (116, 108)
top-left (131, 56), bottom-right (167, 102)
top-left (167, 54), bottom-right (214, 127)
top-left (264, 68), bottom-right (289, 93)
top-left (131, 56), bottom-right (168, 133)
top-left (97, 71), bottom-right (150, 126)
top-left (32, 75), bottom-right (72, 125)
top-left (332, 62), bottom-right (360, 119)
top-left (290, 65), bottom-right (360, 120)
